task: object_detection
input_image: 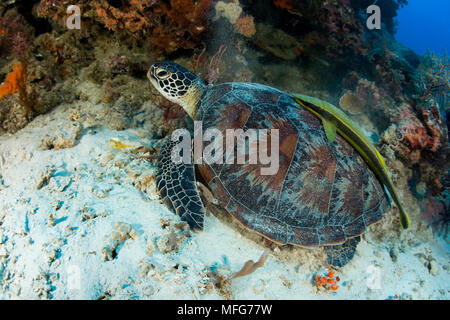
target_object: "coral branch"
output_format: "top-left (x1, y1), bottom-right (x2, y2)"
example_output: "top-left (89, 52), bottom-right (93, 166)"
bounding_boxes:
top-left (418, 52), bottom-right (449, 107)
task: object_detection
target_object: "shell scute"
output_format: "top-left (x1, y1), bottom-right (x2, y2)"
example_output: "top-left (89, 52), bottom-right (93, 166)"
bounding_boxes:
top-left (318, 225), bottom-right (346, 245)
top-left (288, 226), bottom-right (319, 246)
top-left (209, 176), bottom-right (231, 206)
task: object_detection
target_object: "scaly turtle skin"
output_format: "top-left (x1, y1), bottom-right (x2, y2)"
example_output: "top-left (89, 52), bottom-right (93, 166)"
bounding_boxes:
top-left (148, 61), bottom-right (389, 267)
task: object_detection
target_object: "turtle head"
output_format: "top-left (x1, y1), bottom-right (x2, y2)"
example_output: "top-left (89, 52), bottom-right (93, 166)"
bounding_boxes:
top-left (148, 61), bottom-right (206, 118)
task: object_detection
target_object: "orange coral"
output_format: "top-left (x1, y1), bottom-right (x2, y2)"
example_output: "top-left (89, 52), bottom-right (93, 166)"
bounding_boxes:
top-left (235, 15), bottom-right (256, 38)
top-left (96, 5), bottom-right (149, 33)
top-left (0, 61), bottom-right (34, 118)
top-left (314, 267), bottom-right (340, 292)
top-left (273, 0), bottom-right (293, 10)
top-left (37, 0), bottom-right (212, 54)
top-left (151, 0), bottom-right (212, 52)
top-left (130, 0), bottom-right (154, 12)
top-left (0, 62), bottom-right (26, 100)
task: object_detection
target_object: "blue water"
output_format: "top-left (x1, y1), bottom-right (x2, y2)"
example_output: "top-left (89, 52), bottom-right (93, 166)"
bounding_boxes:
top-left (395, 0), bottom-right (450, 55)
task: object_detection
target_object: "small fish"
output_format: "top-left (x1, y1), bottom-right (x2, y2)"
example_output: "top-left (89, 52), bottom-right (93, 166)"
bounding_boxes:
top-left (291, 93), bottom-right (410, 229)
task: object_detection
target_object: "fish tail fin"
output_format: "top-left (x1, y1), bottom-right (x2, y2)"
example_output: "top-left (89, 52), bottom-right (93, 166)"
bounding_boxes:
top-left (385, 185), bottom-right (410, 229)
top-left (399, 206), bottom-right (411, 229)
top-left (387, 185), bottom-right (411, 229)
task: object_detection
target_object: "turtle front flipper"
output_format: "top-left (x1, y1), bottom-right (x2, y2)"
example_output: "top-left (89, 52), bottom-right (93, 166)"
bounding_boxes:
top-left (324, 236), bottom-right (361, 267)
top-left (156, 138), bottom-right (205, 230)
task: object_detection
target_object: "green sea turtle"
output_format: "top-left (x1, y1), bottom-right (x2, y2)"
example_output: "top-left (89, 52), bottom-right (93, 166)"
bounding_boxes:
top-left (148, 61), bottom-right (402, 267)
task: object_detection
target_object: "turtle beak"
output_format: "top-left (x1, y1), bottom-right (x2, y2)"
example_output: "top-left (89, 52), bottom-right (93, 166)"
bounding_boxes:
top-left (147, 66), bottom-right (156, 81)
top-left (147, 66), bottom-right (159, 91)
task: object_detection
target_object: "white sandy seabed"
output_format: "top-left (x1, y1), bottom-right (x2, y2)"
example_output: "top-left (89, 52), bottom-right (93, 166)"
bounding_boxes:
top-left (0, 98), bottom-right (449, 300)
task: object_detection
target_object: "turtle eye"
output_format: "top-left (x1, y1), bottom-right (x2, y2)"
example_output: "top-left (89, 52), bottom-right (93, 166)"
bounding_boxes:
top-left (156, 68), bottom-right (169, 79)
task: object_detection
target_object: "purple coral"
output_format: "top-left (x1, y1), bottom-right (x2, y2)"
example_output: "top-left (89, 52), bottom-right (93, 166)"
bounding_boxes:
top-left (0, 9), bottom-right (34, 58)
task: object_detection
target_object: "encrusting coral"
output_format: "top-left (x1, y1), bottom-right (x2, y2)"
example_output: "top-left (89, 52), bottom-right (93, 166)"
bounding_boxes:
top-left (0, 61), bottom-right (35, 126)
top-left (314, 266), bottom-right (340, 292)
top-left (36, 0), bottom-right (213, 54)
top-left (0, 62), bottom-right (26, 100)
top-left (0, 8), bottom-right (34, 58)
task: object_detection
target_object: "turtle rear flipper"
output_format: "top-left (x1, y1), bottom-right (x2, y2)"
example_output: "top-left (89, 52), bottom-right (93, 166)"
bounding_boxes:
top-left (156, 139), bottom-right (205, 230)
top-left (324, 236), bottom-right (361, 267)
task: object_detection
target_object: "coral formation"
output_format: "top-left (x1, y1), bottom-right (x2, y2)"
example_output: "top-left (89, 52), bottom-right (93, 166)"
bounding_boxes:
top-left (202, 264), bottom-right (233, 299)
top-left (36, 0), bottom-right (213, 54)
top-left (0, 61), bottom-right (35, 131)
top-left (214, 1), bottom-right (242, 24)
top-left (314, 267), bottom-right (341, 292)
top-left (418, 52), bottom-right (449, 109)
top-left (102, 222), bottom-right (137, 261)
top-left (0, 8), bottom-right (34, 58)
top-left (273, 0), bottom-right (293, 11)
top-left (0, 62), bottom-right (26, 100)
top-left (234, 15), bottom-right (256, 38)
top-left (155, 219), bottom-right (191, 254)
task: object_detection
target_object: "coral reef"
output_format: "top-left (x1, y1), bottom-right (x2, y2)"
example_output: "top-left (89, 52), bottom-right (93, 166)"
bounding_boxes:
top-left (0, 8), bottom-right (34, 58)
top-left (390, 103), bottom-right (446, 161)
top-left (417, 52), bottom-right (449, 110)
top-left (0, 7), bottom-right (38, 132)
top-left (0, 62), bottom-right (27, 100)
top-left (234, 15), bottom-right (256, 38)
top-left (0, 62), bottom-right (34, 132)
top-left (243, 0), bottom-right (369, 62)
top-left (36, 0), bottom-right (213, 54)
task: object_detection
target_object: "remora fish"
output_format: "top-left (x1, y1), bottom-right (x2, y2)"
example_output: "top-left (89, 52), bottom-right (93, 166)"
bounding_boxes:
top-left (292, 93), bottom-right (410, 229)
